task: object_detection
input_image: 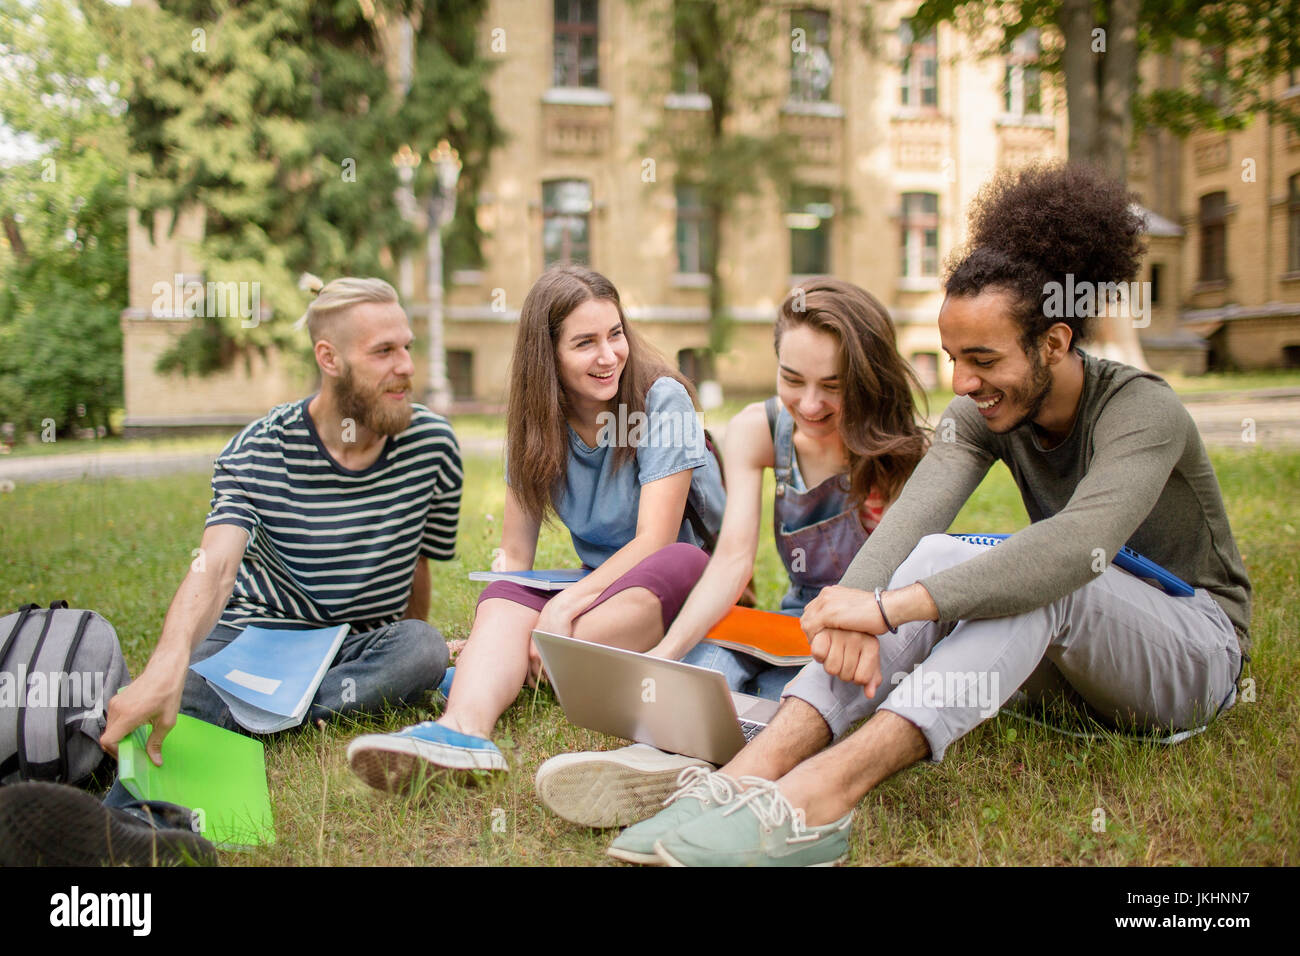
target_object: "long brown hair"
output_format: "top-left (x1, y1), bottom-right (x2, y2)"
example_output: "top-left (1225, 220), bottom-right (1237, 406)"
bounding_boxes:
top-left (506, 264), bottom-right (697, 524)
top-left (774, 278), bottom-right (929, 503)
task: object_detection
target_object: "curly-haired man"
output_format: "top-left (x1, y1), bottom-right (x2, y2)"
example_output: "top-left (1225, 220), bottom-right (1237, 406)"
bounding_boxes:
top-left (605, 163), bottom-right (1250, 867)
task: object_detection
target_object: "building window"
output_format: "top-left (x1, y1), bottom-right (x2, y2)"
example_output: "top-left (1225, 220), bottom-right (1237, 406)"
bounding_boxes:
top-left (1198, 191), bottom-right (1227, 283)
top-left (1003, 29), bottom-right (1042, 116)
top-left (553, 0), bottom-right (598, 89)
top-left (910, 352), bottom-right (938, 390)
top-left (675, 184), bottom-right (714, 275)
top-left (899, 19), bottom-right (937, 110)
top-left (543, 180), bottom-right (592, 266)
top-left (1149, 263), bottom-right (1162, 306)
top-left (446, 350), bottom-right (474, 401)
top-left (1289, 174), bottom-right (1300, 274)
top-left (1200, 45), bottom-right (1226, 109)
top-left (900, 192), bottom-right (939, 278)
top-left (790, 8), bottom-right (832, 104)
top-left (787, 186), bottom-right (833, 275)
top-left (672, 8), bottom-right (702, 96)
top-left (677, 348), bottom-right (715, 386)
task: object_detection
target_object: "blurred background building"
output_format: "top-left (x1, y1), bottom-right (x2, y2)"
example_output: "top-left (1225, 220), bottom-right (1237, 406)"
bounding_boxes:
top-left (118, 1), bottom-right (1300, 429)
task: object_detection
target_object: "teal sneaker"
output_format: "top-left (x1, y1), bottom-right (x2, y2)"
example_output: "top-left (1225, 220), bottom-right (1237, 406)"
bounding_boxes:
top-left (606, 767), bottom-right (746, 865)
top-left (653, 779), bottom-right (852, 867)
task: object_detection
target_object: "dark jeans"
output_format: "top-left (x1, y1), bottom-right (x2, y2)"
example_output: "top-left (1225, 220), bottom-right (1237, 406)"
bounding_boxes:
top-left (105, 618), bottom-right (449, 827)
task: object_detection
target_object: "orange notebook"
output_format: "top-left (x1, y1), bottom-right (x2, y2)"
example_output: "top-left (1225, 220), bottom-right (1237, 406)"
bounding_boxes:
top-left (700, 605), bottom-right (812, 666)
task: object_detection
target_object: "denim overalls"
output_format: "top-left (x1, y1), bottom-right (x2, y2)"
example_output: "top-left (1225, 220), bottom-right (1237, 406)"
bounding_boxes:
top-left (683, 399), bottom-right (873, 699)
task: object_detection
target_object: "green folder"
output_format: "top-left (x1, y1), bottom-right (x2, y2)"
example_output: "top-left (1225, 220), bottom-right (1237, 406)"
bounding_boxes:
top-left (118, 714), bottom-right (276, 849)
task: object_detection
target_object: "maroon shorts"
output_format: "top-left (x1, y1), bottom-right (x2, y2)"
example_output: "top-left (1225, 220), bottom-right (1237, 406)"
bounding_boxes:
top-left (476, 541), bottom-right (710, 632)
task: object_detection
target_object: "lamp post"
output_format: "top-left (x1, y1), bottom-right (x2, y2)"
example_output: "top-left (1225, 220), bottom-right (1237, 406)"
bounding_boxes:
top-left (391, 144), bottom-right (422, 308)
top-left (425, 139), bottom-right (461, 415)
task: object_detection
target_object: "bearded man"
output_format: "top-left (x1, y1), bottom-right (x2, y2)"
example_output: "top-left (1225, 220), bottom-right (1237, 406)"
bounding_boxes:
top-left (102, 275), bottom-right (462, 756)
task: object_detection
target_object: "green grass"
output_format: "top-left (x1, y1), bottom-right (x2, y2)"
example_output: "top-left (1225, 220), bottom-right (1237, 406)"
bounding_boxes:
top-left (3, 450), bottom-right (1296, 865)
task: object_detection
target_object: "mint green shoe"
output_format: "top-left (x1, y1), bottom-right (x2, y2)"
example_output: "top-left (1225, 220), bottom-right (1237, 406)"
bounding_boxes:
top-left (653, 779), bottom-right (852, 867)
top-left (606, 767), bottom-right (744, 865)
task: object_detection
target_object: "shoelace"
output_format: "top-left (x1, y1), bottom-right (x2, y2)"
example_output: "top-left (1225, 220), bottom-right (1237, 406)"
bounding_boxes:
top-left (721, 779), bottom-right (813, 842)
top-left (663, 766), bottom-right (740, 809)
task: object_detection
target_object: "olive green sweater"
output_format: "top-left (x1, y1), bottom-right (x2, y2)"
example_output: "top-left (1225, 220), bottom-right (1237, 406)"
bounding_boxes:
top-left (841, 351), bottom-right (1252, 654)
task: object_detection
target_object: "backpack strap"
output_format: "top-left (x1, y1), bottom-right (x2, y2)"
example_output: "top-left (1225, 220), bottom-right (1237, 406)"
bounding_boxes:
top-left (14, 609), bottom-right (57, 780)
top-left (0, 604), bottom-right (39, 665)
top-left (54, 611), bottom-right (95, 783)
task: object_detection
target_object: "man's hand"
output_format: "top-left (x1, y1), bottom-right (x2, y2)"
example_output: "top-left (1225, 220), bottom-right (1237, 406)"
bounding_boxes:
top-left (809, 627), bottom-right (883, 698)
top-left (98, 523), bottom-right (248, 765)
top-left (99, 663), bottom-right (187, 767)
top-left (801, 585), bottom-right (887, 641)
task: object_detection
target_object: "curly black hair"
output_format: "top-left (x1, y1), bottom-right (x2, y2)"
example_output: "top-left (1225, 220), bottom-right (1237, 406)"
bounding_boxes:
top-left (944, 163), bottom-right (1146, 350)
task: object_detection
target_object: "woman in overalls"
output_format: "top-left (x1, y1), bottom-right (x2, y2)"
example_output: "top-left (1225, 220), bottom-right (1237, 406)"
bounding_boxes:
top-left (534, 278), bottom-right (929, 830)
top-left (664, 277), bottom-right (928, 697)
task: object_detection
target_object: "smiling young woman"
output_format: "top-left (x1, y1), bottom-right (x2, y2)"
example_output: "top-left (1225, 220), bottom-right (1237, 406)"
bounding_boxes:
top-left (531, 278), bottom-right (932, 834)
top-left (346, 264), bottom-right (726, 790)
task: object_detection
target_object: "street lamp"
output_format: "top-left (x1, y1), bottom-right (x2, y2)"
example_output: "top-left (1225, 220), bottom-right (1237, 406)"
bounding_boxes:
top-left (391, 145), bottom-right (422, 307)
top-left (425, 139), bottom-right (461, 415)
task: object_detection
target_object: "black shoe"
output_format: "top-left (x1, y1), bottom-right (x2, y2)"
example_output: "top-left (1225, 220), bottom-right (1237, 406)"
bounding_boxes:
top-left (0, 781), bottom-right (219, 867)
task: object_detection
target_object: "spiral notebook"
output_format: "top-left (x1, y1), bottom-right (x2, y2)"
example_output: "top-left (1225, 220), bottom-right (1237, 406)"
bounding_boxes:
top-left (951, 533), bottom-right (1194, 596)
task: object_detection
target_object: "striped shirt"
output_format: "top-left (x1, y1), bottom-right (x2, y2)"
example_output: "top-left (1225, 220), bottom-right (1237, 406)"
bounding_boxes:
top-left (205, 398), bottom-right (462, 632)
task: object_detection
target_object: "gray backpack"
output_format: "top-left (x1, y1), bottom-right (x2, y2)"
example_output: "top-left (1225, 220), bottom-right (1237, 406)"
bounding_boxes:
top-left (0, 602), bottom-right (130, 786)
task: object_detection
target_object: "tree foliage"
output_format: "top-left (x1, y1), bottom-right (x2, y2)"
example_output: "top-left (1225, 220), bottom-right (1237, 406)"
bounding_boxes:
top-left (912, 0), bottom-right (1300, 177)
top-left (635, 0), bottom-right (806, 353)
top-left (0, 0), bottom-right (128, 437)
top-left (121, 0), bottom-right (504, 375)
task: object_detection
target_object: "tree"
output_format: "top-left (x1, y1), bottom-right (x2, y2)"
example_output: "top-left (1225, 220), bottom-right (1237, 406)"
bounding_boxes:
top-left (911, 0), bottom-right (1300, 367)
top-left (120, 0), bottom-right (503, 375)
top-left (0, 0), bottom-right (129, 438)
top-left (634, 0), bottom-right (807, 354)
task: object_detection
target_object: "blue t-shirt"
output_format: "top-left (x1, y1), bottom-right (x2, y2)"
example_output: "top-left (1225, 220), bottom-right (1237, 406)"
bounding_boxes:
top-left (553, 377), bottom-right (725, 568)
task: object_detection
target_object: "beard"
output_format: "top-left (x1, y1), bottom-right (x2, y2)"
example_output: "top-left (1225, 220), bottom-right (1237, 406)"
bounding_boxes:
top-left (335, 361), bottom-right (414, 437)
top-left (1000, 346), bottom-right (1054, 433)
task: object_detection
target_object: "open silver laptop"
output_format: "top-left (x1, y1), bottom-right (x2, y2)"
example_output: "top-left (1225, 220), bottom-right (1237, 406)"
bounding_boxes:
top-left (532, 630), bottom-right (781, 766)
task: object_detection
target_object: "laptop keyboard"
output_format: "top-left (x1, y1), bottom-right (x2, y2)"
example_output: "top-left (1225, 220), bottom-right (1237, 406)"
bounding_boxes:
top-left (740, 720), bottom-right (765, 741)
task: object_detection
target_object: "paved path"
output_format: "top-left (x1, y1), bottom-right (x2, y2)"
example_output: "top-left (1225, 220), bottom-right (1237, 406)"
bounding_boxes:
top-left (0, 436), bottom-right (505, 485)
top-left (1, 393), bottom-right (1297, 485)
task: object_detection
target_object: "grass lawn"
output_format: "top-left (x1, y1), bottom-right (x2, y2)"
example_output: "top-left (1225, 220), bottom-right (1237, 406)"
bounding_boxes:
top-left (3, 448), bottom-right (1297, 866)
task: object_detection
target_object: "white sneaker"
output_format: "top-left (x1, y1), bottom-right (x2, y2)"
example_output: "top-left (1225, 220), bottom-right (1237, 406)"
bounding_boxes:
top-left (534, 744), bottom-right (712, 829)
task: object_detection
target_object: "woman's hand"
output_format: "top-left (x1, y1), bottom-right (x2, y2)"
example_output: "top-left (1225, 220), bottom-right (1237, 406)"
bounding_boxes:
top-left (535, 593), bottom-right (578, 639)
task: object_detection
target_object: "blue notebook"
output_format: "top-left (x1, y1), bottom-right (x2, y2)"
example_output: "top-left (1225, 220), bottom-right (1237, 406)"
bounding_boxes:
top-left (950, 533), bottom-right (1195, 597)
top-left (468, 569), bottom-right (590, 590)
top-left (190, 623), bottom-right (350, 733)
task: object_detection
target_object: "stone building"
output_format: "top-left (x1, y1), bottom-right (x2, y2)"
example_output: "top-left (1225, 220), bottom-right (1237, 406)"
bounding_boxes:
top-left (119, 2), bottom-right (1297, 430)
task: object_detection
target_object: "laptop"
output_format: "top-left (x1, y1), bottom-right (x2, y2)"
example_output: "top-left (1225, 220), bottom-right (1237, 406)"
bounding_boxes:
top-left (532, 630), bottom-right (782, 766)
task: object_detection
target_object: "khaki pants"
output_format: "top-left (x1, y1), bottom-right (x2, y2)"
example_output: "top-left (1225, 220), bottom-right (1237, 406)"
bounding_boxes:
top-left (785, 535), bottom-right (1243, 761)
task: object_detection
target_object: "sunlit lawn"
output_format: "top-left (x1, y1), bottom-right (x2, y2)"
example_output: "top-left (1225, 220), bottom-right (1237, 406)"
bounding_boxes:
top-left (3, 441), bottom-right (1295, 865)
